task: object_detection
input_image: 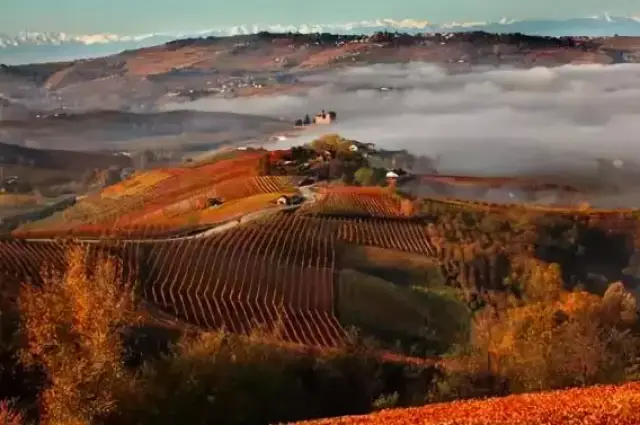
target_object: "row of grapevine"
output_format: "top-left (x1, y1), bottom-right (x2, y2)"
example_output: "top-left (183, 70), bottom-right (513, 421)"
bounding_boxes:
top-left (0, 239), bottom-right (140, 293)
top-left (11, 223), bottom-right (211, 240)
top-left (2, 212), bottom-right (348, 348)
top-left (299, 191), bottom-right (404, 218)
top-left (139, 213), bottom-right (345, 347)
top-left (17, 153), bottom-right (272, 232)
top-left (212, 176), bottom-right (296, 200)
top-left (114, 167), bottom-right (256, 225)
top-left (331, 217), bottom-right (437, 256)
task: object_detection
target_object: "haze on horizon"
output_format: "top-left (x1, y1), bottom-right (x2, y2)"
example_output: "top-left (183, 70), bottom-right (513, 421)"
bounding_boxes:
top-left (2, 0), bottom-right (640, 35)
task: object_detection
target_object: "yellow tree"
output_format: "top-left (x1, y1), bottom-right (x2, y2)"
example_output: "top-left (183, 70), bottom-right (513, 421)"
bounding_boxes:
top-left (19, 246), bottom-right (137, 425)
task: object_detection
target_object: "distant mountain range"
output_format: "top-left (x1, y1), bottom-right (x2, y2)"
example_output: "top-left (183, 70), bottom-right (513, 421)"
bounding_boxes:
top-left (2, 15), bottom-right (640, 65)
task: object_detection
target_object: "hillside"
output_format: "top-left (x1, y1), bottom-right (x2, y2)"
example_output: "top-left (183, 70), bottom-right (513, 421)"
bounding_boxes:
top-left (0, 140), bottom-right (134, 196)
top-left (296, 382), bottom-right (640, 425)
top-left (0, 136), bottom-right (638, 425)
top-left (7, 139), bottom-right (640, 353)
top-left (0, 32), bottom-right (638, 116)
top-left (0, 109), bottom-right (291, 153)
top-left (0, 139), bottom-right (131, 170)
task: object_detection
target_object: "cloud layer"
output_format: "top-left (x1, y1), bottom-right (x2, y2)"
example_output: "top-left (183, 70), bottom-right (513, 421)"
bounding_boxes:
top-left (162, 63), bottom-right (640, 179)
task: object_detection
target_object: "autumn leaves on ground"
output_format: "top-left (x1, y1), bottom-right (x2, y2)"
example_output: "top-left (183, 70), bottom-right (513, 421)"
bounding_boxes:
top-left (0, 136), bottom-right (639, 424)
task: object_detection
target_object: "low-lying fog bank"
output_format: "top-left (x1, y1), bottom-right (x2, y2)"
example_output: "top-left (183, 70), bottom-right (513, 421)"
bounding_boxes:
top-left (163, 62), bottom-right (640, 180)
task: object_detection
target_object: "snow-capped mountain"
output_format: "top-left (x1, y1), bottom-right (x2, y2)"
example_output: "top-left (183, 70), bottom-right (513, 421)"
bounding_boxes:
top-left (2, 15), bottom-right (640, 65)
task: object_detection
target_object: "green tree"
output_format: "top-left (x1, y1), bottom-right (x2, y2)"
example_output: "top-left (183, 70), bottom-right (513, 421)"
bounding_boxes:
top-left (354, 167), bottom-right (387, 186)
top-left (354, 167), bottom-right (374, 186)
top-left (372, 168), bottom-right (388, 185)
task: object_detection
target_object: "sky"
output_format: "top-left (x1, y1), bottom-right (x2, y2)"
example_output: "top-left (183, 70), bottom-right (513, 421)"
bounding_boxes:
top-left (2, 0), bottom-right (640, 35)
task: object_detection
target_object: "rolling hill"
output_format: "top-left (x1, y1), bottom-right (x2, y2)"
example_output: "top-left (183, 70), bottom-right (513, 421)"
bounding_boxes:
top-left (0, 31), bottom-right (636, 118)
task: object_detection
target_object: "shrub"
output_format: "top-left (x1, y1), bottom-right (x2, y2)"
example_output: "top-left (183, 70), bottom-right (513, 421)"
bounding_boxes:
top-left (471, 271), bottom-right (639, 393)
top-left (113, 330), bottom-right (392, 425)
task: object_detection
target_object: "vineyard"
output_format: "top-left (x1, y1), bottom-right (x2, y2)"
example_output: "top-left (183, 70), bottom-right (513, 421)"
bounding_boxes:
top-left (5, 143), bottom-right (640, 353)
top-left (298, 186), bottom-right (406, 218)
top-left (100, 169), bottom-right (176, 199)
top-left (6, 187), bottom-right (640, 350)
top-left (193, 192), bottom-right (295, 224)
top-left (1, 214), bottom-right (347, 348)
top-left (15, 148), bottom-right (297, 235)
top-left (139, 213), bottom-right (344, 347)
top-left (0, 208), bottom-right (570, 350)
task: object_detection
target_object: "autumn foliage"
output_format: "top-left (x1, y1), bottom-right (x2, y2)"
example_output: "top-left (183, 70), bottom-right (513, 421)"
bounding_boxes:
top-left (18, 247), bottom-right (136, 425)
top-left (295, 381), bottom-right (640, 425)
top-left (0, 401), bottom-right (24, 425)
top-left (462, 259), bottom-right (639, 395)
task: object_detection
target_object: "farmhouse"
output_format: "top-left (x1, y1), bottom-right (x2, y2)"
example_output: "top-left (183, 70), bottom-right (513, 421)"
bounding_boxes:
top-left (313, 110), bottom-right (337, 125)
top-left (276, 195), bottom-right (304, 206)
top-left (206, 197), bottom-right (224, 208)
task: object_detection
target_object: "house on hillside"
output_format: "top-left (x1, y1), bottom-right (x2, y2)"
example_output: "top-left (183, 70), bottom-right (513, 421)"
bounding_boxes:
top-left (313, 110), bottom-right (337, 125)
top-left (206, 198), bottom-right (224, 208)
top-left (385, 168), bottom-right (414, 188)
top-left (276, 195), bottom-right (304, 206)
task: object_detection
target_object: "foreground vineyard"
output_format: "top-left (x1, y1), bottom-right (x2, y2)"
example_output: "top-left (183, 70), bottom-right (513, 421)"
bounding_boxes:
top-left (140, 213), bottom-right (344, 347)
top-left (295, 382), bottom-right (640, 425)
top-left (0, 214), bottom-right (346, 348)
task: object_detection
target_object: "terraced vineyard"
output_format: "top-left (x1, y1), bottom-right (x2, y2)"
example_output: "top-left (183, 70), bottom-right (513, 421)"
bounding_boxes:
top-left (333, 217), bottom-right (436, 255)
top-left (140, 213), bottom-right (344, 347)
top-left (2, 214), bottom-right (347, 348)
top-left (0, 203), bottom-right (520, 349)
top-left (5, 151), bottom-right (640, 352)
top-left (299, 187), bottom-right (405, 217)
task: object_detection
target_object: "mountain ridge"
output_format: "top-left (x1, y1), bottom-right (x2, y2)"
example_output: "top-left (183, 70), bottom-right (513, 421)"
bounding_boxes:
top-left (2, 15), bottom-right (640, 65)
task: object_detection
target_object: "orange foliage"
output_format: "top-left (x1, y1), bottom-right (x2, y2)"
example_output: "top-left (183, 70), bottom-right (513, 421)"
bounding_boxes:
top-left (296, 382), bottom-right (640, 425)
top-left (100, 170), bottom-right (174, 198)
top-left (110, 154), bottom-right (265, 225)
top-left (212, 176), bottom-right (296, 201)
top-left (18, 246), bottom-right (135, 425)
top-left (0, 401), bottom-right (24, 425)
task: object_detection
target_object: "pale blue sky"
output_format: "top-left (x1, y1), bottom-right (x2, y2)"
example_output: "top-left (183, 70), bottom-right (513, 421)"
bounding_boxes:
top-left (2, 0), bottom-right (639, 35)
